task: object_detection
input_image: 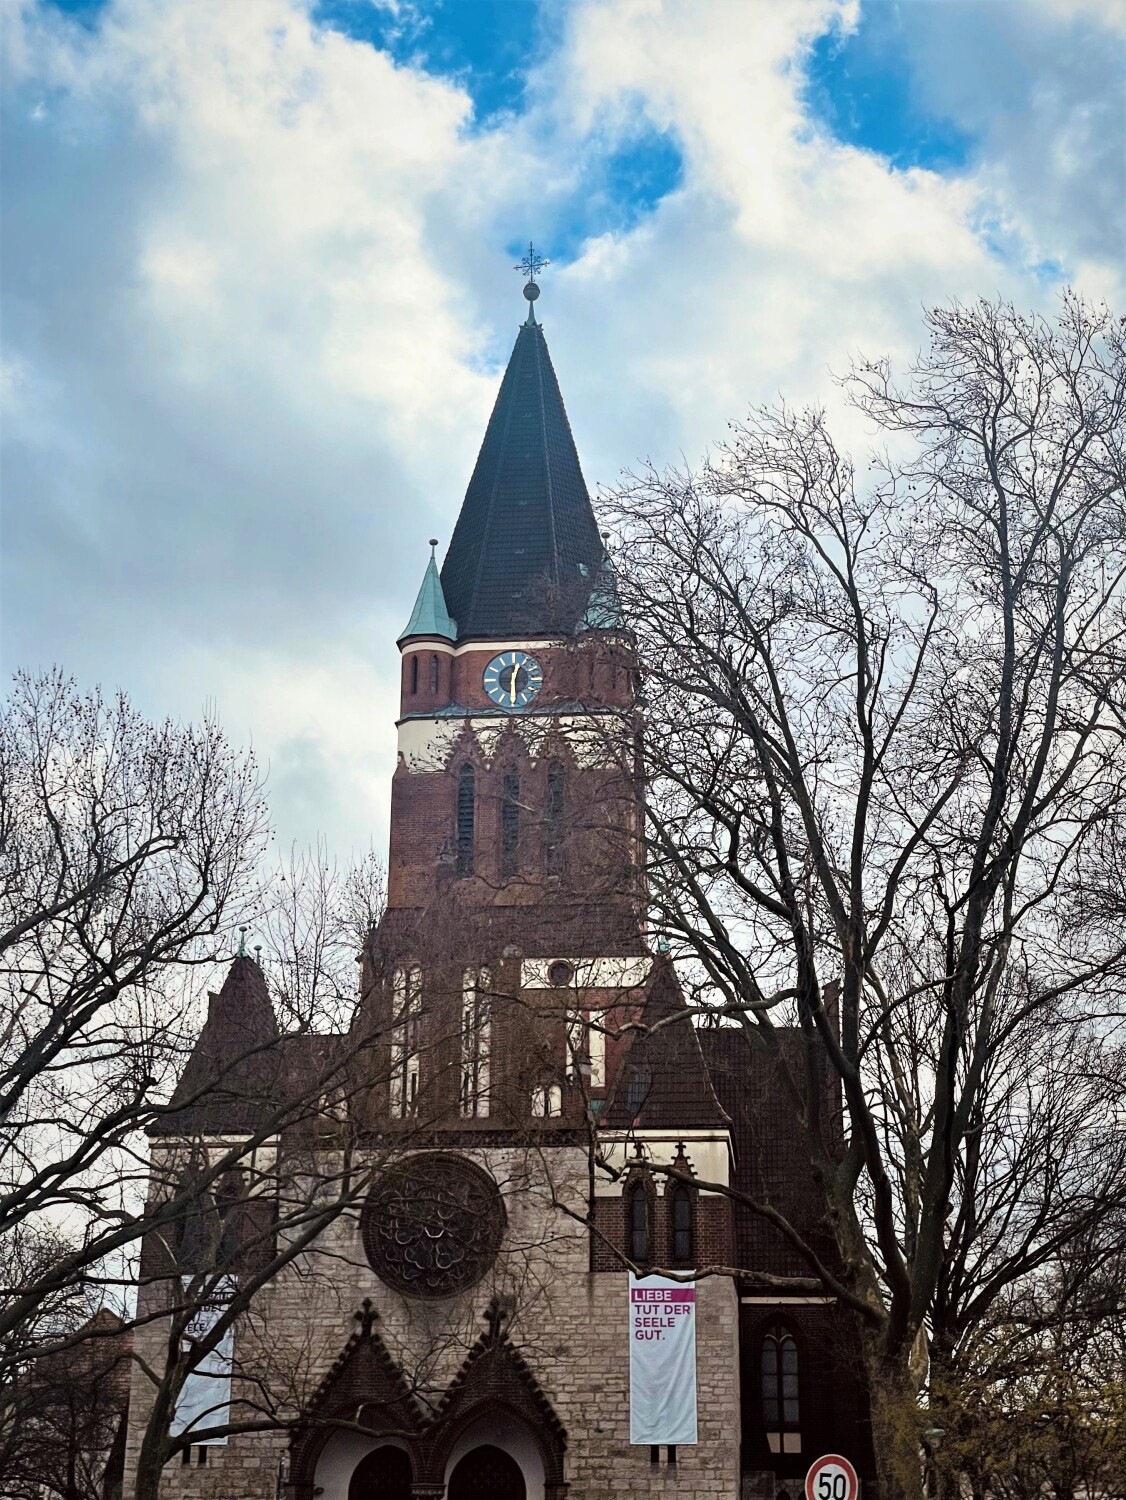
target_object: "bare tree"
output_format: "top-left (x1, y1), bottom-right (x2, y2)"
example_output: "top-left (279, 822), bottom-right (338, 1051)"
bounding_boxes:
top-left (0, 669), bottom-right (269, 1339)
top-left (599, 294), bottom-right (1126, 1494)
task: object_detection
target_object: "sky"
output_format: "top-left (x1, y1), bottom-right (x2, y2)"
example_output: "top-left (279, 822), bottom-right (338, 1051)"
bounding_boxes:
top-left (2, 0), bottom-right (1124, 867)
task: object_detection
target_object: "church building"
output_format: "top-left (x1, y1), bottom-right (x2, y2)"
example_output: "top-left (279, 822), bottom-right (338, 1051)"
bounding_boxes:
top-left (121, 270), bottom-right (876, 1500)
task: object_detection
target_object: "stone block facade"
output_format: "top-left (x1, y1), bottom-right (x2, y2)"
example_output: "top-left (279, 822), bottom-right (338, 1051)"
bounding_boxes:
top-left (122, 1144), bottom-right (741, 1500)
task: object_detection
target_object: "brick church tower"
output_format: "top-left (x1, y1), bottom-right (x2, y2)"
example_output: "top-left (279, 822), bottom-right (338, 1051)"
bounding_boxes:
top-left (364, 267), bottom-right (651, 1140)
top-left (121, 269), bottom-right (876, 1500)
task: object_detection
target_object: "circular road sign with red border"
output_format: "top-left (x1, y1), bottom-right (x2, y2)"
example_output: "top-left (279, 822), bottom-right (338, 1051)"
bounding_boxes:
top-left (805, 1454), bottom-right (860, 1500)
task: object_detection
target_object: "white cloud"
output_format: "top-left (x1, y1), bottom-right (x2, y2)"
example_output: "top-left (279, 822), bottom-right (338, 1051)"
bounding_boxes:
top-left (2, 0), bottom-right (1120, 861)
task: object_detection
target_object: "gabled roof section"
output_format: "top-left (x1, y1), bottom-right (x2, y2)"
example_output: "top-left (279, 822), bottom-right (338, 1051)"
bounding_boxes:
top-left (303, 1299), bottom-right (424, 1429)
top-left (440, 316), bottom-right (605, 640)
top-left (434, 1299), bottom-right (567, 1446)
top-left (399, 543), bottom-right (457, 645)
top-left (602, 958), bottom-right (730, 1130)
top-left (155, 955), bottom-right (281, 1136)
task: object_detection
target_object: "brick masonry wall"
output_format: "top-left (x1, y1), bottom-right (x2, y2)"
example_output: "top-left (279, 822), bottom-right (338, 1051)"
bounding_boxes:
top-left (120, 1144), bottom-right (741, 1500)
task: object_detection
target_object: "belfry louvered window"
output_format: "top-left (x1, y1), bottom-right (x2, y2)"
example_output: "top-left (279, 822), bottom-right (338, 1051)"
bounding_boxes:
top-left (456, 763), bottom-right (475, 876)
top-left (761, 1325), bottom-right (801, 1454)
top-left (410, 656), bottom-right (419, 695)
top-left (429, 654), bottom-right (439, 692)
top-left (460, 968), bottom-right (491, 1118)
top-left (501, 770), bottom-right (520, 878)
top-left (389, 965), bottom-right (422, 1117)
top-left (545, 760), bottom-right (565, 875)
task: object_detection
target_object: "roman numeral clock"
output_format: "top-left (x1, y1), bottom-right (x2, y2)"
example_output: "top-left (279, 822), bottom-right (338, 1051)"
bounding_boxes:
top-left (482, 650), bottom-right (543, 710)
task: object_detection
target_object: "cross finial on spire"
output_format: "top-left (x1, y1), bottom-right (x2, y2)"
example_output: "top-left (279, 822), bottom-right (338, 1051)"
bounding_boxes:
top-left (515, 241), bottom-right (549, 282)
top-left (515, 242), bottom-right (549, 325)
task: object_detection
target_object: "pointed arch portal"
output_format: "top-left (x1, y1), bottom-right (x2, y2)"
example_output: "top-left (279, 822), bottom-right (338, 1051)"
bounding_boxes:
top-left (347, 1445), bottom-right (412, 1500)
top-left (448, 1444), bottom-right (526, 1500)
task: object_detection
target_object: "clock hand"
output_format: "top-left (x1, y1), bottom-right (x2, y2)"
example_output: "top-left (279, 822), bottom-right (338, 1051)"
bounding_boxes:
top-left (507, 664), bottom-right (519, 700)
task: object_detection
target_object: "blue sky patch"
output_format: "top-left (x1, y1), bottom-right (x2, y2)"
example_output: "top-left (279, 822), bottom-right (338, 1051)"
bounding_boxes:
top-left (44, 0), bottom-right (109, 23)
top-left (803, 13), bottom-right (974, 172)
top-left (314, 0), bottom-right (554, 123)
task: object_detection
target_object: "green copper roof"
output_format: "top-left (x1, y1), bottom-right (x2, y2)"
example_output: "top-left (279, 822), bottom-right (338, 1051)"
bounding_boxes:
top-left (399, 545), bottom-right (457, 644)
top-left (439, 310), bottom-right (604, 640)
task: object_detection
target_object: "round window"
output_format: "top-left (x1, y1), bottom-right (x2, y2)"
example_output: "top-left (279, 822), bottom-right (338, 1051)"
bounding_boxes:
top-left (361, 1154), bottom-right (505, 1299)
top-left (547, 960), bottom-right (573, 987)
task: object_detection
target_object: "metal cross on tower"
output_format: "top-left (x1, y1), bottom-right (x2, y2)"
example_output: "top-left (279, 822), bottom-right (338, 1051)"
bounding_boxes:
top-left (515, 241), bottom-right (549, 283)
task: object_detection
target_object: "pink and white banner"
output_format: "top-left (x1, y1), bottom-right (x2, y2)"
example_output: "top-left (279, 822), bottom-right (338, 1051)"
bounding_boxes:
top-left (628, 1273), bottom-right (698, 1445)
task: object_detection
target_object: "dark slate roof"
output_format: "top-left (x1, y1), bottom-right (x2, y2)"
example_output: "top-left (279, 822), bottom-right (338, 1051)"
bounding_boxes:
top-left (440, 318), bottom-right (605, 641)
top-left (602, 959), bottom-right (730, 1130)
top-left (155, 956), bottom-right (282, 1136)
top-left (699, 1027), bottom-right (843, 1279)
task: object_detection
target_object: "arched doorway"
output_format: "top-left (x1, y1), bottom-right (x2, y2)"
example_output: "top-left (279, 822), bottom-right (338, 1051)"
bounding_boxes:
top-left (347, 1445), bottom-right (412, 1500)
top-left (448, 1444), bottom-right (527, 1500)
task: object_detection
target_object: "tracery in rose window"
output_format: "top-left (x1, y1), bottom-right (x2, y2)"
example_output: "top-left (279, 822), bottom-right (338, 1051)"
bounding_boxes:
top-left (361, 1153), bottom-right (505, 1299)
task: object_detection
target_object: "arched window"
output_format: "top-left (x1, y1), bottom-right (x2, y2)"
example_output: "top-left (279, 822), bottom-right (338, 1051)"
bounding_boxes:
top-left (627, 1180), bottom-right (650, 1264)
top-left (215, 1172), bottom-right (244, 1265)
top-left (389, 965), bottom-right (422, 1118)
top-left (545, 760), bottom-right (565, 875)
top-left (761, 1324), bottom-right (801, 1454)
top-left (410, 655), bottom-right (419, 695)
top-left (501, 770), bottom-right (520, 879)
top-left (532, 1082), bottom-right (562, 1118)
top-left (669, 1183), bottom-right (693, 1264)
top-left (429, 653), bottom-right (439, 693)
top-left (173, 1178), bottom-right (215, 1272)
top-left (456, 763), bottom-right (475, 876)
top-left (460, 968), bottom-right (491, 1119)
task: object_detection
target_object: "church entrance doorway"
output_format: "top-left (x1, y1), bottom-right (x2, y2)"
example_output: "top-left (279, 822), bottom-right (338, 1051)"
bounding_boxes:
top-left (448, 1443), bottom-right (527, 1500)
top-left (347, 1445), bottom-right (412, 1500)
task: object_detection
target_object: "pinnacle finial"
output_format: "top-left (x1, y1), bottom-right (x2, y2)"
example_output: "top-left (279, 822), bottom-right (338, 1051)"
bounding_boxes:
top-left (237, 925), bottom-right (247, 957)
top-left (354, 1297), bottom-right (378, 1337)
top-left (483, 1296), bottom-right (510, 1346)
top-left (515, 242), bottom-right (549, 325)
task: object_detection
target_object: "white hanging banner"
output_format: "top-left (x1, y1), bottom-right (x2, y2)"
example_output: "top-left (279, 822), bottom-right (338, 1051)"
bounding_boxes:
top-left (170, 1278), bottom-right (235, 1446)
top-left (628, 1272), bottom-right (698, 1445)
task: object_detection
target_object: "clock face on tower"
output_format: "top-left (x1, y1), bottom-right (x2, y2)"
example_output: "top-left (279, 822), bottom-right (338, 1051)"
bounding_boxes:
top-left (483, 650), bottom-right (543, 709)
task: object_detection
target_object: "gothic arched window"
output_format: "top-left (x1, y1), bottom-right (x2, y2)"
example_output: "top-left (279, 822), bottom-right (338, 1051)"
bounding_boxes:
top-left (410, 655), bottom-right (419, 695)
top-left (429, 653), bottom-right (439, 693)
top-left (389, 965), bottom-right (422, 1118)
top-left (669, 1183), bottom-right (694, 1264)
top-left (627, 1180), bottom-right (650, 1264)
top-left (761, 1324), bottom-right (801, 1454)
top-left (215, 1172), bottom-right (244, 1265)
top-left (545, 760), bottom-right (565, 875)
top-left (456, 763), bottom-right (475, 876)
top-left (501, 770), bottom-right (520, 879)
top-left (173, 1177), bottom-right (216, 1272)
top-left (460, 969), bottom-right (491, 1118)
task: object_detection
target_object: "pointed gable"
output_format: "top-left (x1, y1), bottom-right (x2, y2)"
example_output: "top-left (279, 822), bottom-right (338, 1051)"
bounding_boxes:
top-left (603, 958), bottom-right (730, 1130)
top-left (155, 955), bottom-right (281, 1136)
top-left (440, 316), bottom-right (604, 641)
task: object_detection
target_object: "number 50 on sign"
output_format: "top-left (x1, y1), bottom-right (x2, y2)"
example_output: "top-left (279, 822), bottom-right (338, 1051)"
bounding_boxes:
top-left (805, 1454), bottom-right (860, 1500)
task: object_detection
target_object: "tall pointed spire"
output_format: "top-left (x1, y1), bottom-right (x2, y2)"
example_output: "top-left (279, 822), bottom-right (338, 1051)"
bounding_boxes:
top-left (399, 539), bottom-right (457, 644)
top-left (440, 259), bottom-right (604, 640)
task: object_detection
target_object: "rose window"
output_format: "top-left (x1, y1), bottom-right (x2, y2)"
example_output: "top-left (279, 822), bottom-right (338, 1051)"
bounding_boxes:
top-left (361, 1153), bottom-right (505, 1299)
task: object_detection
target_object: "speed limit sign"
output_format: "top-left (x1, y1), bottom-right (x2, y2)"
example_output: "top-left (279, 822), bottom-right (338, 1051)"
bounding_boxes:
top-left (805, 1454), bottom-right (860, 1500)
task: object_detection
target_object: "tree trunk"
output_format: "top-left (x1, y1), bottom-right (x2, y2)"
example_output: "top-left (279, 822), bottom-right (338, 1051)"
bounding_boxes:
top-left (867, 1357), bottom-right (924, 1500)
top-left (132, 1381), bottom-right (177, 1500)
